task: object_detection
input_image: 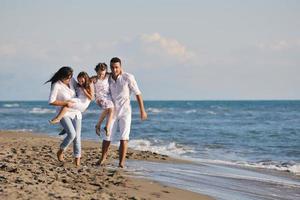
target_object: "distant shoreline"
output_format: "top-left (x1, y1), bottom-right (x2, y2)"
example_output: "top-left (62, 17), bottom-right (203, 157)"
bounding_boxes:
top-left (1, 99), bottom-right (300, 102)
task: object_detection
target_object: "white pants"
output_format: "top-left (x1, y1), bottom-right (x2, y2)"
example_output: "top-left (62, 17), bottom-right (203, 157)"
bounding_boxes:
top-left (103, 113), bottom-right (131, 141)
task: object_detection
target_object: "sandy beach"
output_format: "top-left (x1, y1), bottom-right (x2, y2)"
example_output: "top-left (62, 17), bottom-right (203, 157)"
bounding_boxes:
top-left (0, 131), bottom-right (213, 200)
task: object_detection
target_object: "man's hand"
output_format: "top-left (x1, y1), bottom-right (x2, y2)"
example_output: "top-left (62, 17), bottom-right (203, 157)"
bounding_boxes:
top-left (136, 94), bottom-right (147, 121)
top-left (140, 110), bottom-right (148, 121)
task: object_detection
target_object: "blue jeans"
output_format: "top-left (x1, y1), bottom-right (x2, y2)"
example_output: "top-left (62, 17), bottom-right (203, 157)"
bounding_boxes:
top-left (60, 116), bottom-right (82, 158)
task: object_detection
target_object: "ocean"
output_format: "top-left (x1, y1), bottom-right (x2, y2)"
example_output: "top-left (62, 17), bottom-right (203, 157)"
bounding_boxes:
top-left (1, 100), bottom-right (300, 199)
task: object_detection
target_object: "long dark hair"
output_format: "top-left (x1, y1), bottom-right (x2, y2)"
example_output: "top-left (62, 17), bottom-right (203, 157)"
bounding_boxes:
top-left (77, 71), bottom-right (91, 92)
top-left (45, 66), bottom-right (73, 85)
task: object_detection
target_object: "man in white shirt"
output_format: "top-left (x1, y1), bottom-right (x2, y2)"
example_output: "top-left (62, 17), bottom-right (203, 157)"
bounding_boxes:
top-left (99, 57), bottom-right (147, 168)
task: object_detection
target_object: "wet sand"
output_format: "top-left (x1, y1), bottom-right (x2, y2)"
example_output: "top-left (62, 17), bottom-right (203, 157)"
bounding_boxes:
top-left (0, 131), bottom-right (213, 200)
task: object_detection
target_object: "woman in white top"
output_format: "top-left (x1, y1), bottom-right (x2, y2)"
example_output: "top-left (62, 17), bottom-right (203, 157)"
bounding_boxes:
top-left (46, 66), bottom-right (83, 166)
top-left (49, 71), bottom-right (94, 124)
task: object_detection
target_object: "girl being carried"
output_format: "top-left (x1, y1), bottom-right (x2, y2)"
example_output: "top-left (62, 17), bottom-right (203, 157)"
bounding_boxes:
top-left (49, 71), bottom-right (94, 124)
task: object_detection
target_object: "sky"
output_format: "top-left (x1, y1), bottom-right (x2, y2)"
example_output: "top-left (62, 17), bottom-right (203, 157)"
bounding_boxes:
top-left (0, 0), bottom-right (299, 100)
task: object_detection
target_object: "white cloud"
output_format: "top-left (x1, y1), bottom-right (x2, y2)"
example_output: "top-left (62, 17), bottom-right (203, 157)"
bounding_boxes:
top-left (140, 33), bottom-right (195, 62)
top-left (0, 41), bottom-right (51, 61)
top-left (110, 33), bottom-right (199, 69)
top-left (0, 34), bottom-right (198, 70)
top-left (0, 43), bottom-right (17, 57)
top-left (257, 39), bottom-right (300, 51)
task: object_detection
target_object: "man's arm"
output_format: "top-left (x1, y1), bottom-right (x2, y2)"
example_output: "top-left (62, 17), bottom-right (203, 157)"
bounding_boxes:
top-left (136, 94), bottom-right (147, 121)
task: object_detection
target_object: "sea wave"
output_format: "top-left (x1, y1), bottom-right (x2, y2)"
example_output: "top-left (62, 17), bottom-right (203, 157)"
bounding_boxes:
top-left (184, 109), bottom-right (197, 114)
top-left (206, 110), bottom-right (217, 115)
top-left (3, 103), bottom-right (19, 108)
top-left (245, 160), bottom-right (300, 175)
top-left (146, 108), bottom-right (164, 113)
top-left (128, 138), bottom-right (300, 175)
top-left (129, 139), bottom-right (195, 157)
top-left (29, 108), bottom-right (55, 114)
top-left (1, 129), bottom-right (33, 132)
top-left (193, 158), bottom-right (300, 175)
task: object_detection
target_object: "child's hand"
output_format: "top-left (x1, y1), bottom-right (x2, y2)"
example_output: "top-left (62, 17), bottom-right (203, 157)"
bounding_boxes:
top-left (66, 100), bottom-right (75, 108)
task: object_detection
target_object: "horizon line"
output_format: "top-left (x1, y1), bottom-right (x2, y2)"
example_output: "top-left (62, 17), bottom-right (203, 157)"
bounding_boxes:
top-left (1, 99), bottom-right (300, 102)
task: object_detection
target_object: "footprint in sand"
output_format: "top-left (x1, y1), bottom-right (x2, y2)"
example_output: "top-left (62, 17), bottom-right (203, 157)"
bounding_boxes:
top-left (151, 192), bottom-right (161, 198)
top-left (10, 148), bottom-right (17, 154)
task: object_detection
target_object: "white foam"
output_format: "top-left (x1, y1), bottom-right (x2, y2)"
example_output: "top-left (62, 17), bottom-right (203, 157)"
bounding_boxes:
top-left (126, 160), bottom-right (300, 200)
top-left (29, 108), bottom-right (55, 114)
top-left (3, 103), bottom-right (19, 108)
top-left (191, 158), bottom-right (300, 175)
top-left (184, 109), bottom-right (197, 114)
top-left (146, 108), bottom-right (163, 113)
top-left (246, 162), bottom-right (300, 175)
top-left (206, 111), bottom-right (217, 115)
top-left (129, 139), bottom-right (195, 157)
top-left (4, 129), bottom-right (33, 132)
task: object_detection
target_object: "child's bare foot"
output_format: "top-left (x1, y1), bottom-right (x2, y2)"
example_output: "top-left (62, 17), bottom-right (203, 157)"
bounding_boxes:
top-left (74, 157), bottom-right (80, 167)
top-left (104, 127), bottom-right (110, 136)
top-left (49, 118), bottom-right (60, 124)
top-left (118, 163), bottom-right (125, 168)
top-left (57, 149), bottom-right (64, 162)
top-left (95, 125), bottom-right (100, 136)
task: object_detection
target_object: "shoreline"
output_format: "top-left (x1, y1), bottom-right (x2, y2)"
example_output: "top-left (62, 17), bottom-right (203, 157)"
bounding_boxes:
top-left (0, 131), bottom-right (213, 200)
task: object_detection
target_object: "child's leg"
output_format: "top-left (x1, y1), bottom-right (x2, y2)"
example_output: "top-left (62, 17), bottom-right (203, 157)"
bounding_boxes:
top-left (50, 106), bottom-right (69, 124)
top-left (104, 108), bottom-right (114, 136)
top-left (95, 109), bottom-right (108, 135)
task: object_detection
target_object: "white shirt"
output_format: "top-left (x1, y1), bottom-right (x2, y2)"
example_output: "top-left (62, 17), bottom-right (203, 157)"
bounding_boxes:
top-left (109, 72), bottom-right (141, 117)
top-left (48, 78), bottom-right (82, 119)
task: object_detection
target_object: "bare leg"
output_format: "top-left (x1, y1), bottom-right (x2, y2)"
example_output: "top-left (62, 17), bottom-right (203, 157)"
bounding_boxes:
top-left (119, 140), bottom-right (128, 168)
top-left (95, 109), bottom-right (108, 136)
top-left (98, 140), bottom-right (110, 165)
top-left (50, 106), bottom-right (69, 124)
top-left (104, 108), bottom-right (114, 136)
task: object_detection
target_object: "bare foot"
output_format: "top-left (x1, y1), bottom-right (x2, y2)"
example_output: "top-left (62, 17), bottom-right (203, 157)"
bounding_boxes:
top-left (49, 118), bottom-right (60, 124)
top-left (96, 159), bottom-right (106, 166)
top-left (95, 125), bottom-right (100, 136)
top-left (118, 162), bottom-right (125, 168)
top-left (74, 157), bottom-right (80, 167)
top-left (57, 149), bottom-right (64, 162)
